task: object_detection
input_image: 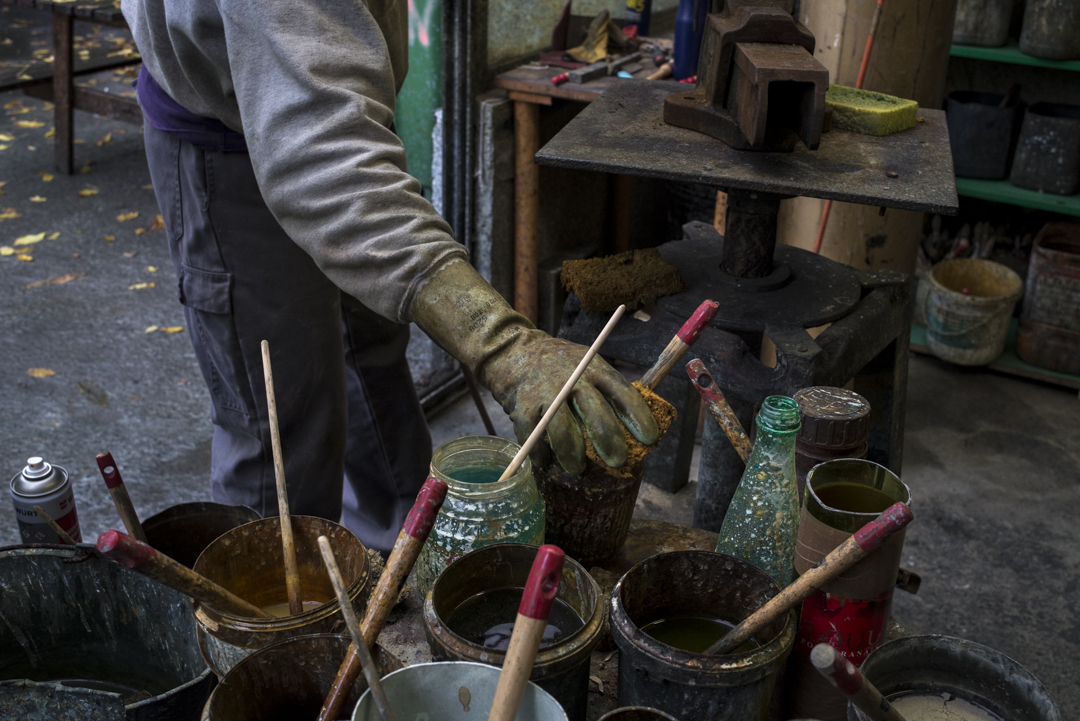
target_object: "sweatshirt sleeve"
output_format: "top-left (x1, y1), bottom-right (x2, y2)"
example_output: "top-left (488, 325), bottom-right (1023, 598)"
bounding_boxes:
top-left (214, 0), bottom-right (465, 323)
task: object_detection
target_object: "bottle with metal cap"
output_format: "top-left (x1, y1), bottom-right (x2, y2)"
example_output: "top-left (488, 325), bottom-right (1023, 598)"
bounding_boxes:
top-left (792, 386), bottom-right (871, 501)
top-left (9, 456), bottom-right (81, 544)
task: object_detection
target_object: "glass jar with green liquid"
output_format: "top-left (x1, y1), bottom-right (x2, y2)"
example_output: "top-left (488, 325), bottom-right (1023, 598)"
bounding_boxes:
top-left (715, 395), bottom-right (801, 587)
top-left (416, 436), bottom-right (545, 597)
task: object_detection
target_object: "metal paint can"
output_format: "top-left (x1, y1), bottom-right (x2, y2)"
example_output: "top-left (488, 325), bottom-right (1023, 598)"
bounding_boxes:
top-left (8, 456), bottom-right (81, 544)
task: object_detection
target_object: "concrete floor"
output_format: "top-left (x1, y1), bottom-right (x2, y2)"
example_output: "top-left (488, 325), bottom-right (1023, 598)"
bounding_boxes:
top-left (1, 89), bottom-right (1077, 712)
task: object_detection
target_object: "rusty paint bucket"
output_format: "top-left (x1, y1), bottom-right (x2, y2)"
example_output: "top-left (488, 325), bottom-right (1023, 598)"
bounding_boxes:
top-left (851, 635), bottom-right (1061, 721)
top-left (191, 515), bottom-right (370, 677)
top-left (143, 502), bottom-right (260, 569)
top-left (599, 708), bottom-right (678, 721)
top-left (926, 258), bottom-right (1023, 366)
top-left (536, 458), bottom-right (643, 568)
top-left (1017, 223), bottom-right (1080, 375)
top-left (353, 662), bottom-right (568, 721)
top-left (423, 543), bottom-right (605, 721)
top-left (610, 550), bottom-right (796, 721)
top-left (0, 544), bottom-right (213, 721)
top-left (201, 634), bottom-right (401, 721)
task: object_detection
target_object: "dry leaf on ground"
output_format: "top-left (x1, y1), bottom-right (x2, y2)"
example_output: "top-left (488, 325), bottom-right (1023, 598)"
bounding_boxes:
top-left (123, 251), bottom-right (138, 258)
top-left (16, 255), bottom-right (33, 262)
top-left (23, 273), bottom-right (84, 290)
top-left (78, 187), bottom-right (98, 197)
top-left (163, 326), bottom-right (184, 333)
top-left (116, 211), bottom-right (138, 222)
top-left (0, 246), bottom-right (13, 256)
top-left (147, 265), bottom-right (157, 273)
top-left (0, 210), bottom-right (21, 220)
top-left (145, 325), bottom-right (159, 333)
top-left (15, 120), bottom-right (44, 129)
top-left (29, 195), bottom-right (45, 203)
top-left (0, 134), bottom-right (13, 142)
top-left (14, 232), bottom-right (45, 245)
top-left (128, 281), bottom-right (155, 290)
top-left (97, 132), bottom-right (112, 146)
top-left (149, 214), bottom-right (164, 231)
top-left (104, 235), bottom-right (115, 242)
top-left (26, 368), bottom-right (56, 378)
top-left (47, 231), bottom-right (59, 240)
top-left (40, 172), bottom-right (53, 182)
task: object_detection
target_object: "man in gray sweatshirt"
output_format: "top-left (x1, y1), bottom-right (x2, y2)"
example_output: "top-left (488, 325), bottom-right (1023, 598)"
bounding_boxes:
top-left (122, 0), bottom-right (659, 553)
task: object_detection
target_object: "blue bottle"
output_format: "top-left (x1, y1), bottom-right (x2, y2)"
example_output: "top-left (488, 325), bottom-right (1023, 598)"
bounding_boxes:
top-left (626, 0), bottom-right (652, 36)
top-left (673, 0), bottom-right (710, 80)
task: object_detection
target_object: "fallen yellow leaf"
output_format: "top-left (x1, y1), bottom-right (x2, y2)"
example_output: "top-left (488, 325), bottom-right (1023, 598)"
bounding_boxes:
top-left (26, 368), bottom-right (56, 378)
top-left (78, 187), bottom-right (98, 197)
top-left (0, 211), bottom-right (20, 220)
top-left (0, 181), bottom-right (6, 194)
top-left (0, 246), bottom-right (13, 256)
top-left (142, 184), bottom-right (153, 190)
top-left (0, 145), bottom-right (9, 151)
top-left (134, 227), bottom-right (146, 236)
top-left (128, 281), bottom-right (155, 290)
top-left (145, 325), bottom-right (159, 333)
top-left (163, 326), bottom-right (184, 333)
top-left (44, 128), bottom-right (55, 138)
top-left (29, 195), bottom-right (46, 203)
top-left (0, 134), bottom-right (13, 142)
top-left (47, 231), bottom-right (59, 240)
top-left (16, 254), bottom-right (33, 262)
top-left (23, 273), bottom-right (84, 289)
top-left (9, 107), bottom-right (29, 115)
top-left (149, 214), bottom-right (164, 231)
top-left (123, 251), bottom-right (138, 258)
top-left (104, 235), bottom-right (115, 242)
top-left (14, 232), bottom-right (45, 246)
top-left (147, 265), bottom-right (157, 273)
top-left (40, 172), bottom-right (53, 182)
top-left (97, 132), bottom-right (112, 146)
top-left (116, 211), bottom-right (138, 222)
top-left (15, 120), bottom-right (44, 128)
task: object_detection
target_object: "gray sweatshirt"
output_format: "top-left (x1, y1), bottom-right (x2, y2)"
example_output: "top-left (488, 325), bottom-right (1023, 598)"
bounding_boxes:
top-left (121, 0), bottom-right (467, 324)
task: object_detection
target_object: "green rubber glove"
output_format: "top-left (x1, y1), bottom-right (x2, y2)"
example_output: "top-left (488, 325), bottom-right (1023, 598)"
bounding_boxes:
top-left (413, 260), bottom-right (659, 474)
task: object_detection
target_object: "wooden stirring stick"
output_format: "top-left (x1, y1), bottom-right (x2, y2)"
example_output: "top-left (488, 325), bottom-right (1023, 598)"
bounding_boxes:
top-left (97, 529), bottom-right (270, 618)
top-left (33, 504), bottom-right (76, 545)
top-left (317, 477), bottom-right (449, 721)
top-left (497, 304), bottom-right (626, 483)
top-left (488, 545), bottom-right (566, 721)
top-left (639, 299), bottom-right (719, 390)
top-left (704, 502), bottom-right (914, 655)
top-left (96, 452), bottom-right (149, 543)
top-left (685, 359), bottom-right (753, 464)
top-left (811, 644), bottom-right (909, 721)
top-left (261, 340), bottom-right (303, 616)
top-left (318, 536), bottom-right (397, 721)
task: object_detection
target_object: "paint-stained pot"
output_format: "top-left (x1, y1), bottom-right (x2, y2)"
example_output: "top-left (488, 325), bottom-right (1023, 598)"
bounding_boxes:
top-left (143, 502), bottom-right (260, 569)
top-left (424, 543), bottom-right (605, 721)
top-left (191, 516), bottom-right (371, 678)
top-left (0, 544), bottom-right (213, 721)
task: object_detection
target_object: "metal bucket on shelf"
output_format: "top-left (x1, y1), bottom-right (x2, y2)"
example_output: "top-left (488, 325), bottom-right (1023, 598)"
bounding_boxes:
top-left (352, 662), bottom-right (568, 721)
top-left (191, 515), bottom-right (371, 677)
top-left (0, 544), bottom-right (213, 721)
top-left (424, 543), bottom-right (605, 721)
top-left (201, 634), bottom-right (401, 721)
top-left (143, 502), bottom-right (260, 569)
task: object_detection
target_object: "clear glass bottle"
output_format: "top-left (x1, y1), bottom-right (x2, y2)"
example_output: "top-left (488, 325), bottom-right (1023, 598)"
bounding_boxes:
top-left (715, 395), bottom-right (801, 587)
top-left (416, 436), bottom-right (545, 597)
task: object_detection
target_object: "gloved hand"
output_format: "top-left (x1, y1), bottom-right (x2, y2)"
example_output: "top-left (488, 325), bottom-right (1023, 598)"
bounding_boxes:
top-left (413, 260), bottom-right (659, 474)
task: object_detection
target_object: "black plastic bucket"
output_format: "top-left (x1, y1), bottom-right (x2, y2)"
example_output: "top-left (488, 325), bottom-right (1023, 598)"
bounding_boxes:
top-left (1010, 103), bottom-right (1080, 195)
top-left (946, 91), bottom-right (1025, 180)
top-left (143, 502), bottom-right (260, 569)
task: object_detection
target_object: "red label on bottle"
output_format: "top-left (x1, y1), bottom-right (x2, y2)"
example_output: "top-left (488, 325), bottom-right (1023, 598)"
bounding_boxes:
top-left (794, 588), bottom-right (892, 665)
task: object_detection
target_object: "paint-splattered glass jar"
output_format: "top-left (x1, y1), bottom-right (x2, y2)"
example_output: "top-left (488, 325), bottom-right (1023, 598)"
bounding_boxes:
top-left (416, 435), bottom-right (544, 597)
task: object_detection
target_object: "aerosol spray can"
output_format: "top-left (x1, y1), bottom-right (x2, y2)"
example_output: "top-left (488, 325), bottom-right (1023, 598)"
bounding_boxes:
top-left (10, 456), bottom-right (81, 544)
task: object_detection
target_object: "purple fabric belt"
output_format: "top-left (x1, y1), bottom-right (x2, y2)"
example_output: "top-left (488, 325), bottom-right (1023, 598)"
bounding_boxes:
top-left (137, 65), bottom-right (248, 153)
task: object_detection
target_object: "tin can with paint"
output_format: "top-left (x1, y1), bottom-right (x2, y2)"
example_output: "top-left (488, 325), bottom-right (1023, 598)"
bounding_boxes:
top-left (785, 458), bottom-right (911, 721)
top-left (9, 456), bottom-right (81, 544)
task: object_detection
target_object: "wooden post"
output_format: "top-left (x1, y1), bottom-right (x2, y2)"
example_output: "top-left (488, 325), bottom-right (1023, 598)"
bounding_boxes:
top-left (514, 100), bottom-right (540, 324)
top-left (52, 13), bottom-right (74, 175)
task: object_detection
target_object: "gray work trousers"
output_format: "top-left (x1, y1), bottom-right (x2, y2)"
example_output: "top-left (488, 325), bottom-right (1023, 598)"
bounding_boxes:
top-left (143, 121), bottom-right (432, 554)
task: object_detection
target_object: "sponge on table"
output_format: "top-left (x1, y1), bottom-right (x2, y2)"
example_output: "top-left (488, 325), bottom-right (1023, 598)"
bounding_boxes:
top-left (562, 248), bottom-right (685, 313)
top-left (826, 84), bottom-right (918, 136)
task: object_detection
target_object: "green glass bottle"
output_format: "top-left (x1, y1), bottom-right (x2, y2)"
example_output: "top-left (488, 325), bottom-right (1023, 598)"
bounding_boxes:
top-left (715, 395), bottom-right (801, 587)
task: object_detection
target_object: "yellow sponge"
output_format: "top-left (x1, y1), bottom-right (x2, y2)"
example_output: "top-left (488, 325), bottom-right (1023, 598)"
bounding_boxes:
top-left (826, 84), bottom-right (918, 136)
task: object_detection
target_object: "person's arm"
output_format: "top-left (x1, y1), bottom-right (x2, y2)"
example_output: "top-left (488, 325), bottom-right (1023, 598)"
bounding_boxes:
top-left (218, 0), bottom-right (464, 323)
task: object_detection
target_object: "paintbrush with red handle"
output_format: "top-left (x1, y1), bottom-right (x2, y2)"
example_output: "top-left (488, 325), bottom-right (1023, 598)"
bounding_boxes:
top-left (317, 477), bottom-right (450, 721)
top-left (811, 643), bottom-right (909, 721)
top-left (96, 452), bottom-right (148, 543)
top-left (638, 299), bottom-right (719, 390)
top-left (685, 358), bottom-right (753, 464)
top-left (97, 529), bottom-right (270, 618)
top-left (705, 502), bottom-right (914, 655)
top-left (487, 545), bottom-right (566, 721)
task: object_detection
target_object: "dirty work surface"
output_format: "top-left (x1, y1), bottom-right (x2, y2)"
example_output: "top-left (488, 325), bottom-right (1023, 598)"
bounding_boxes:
top-left (535, 80), bottom-right (959, 215)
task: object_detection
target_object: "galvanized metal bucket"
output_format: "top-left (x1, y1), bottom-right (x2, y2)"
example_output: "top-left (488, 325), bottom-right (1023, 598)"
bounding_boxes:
top-left (599, 708), bottom-right (678, 721)
top-left (143, 502), bottom-right (260, 569)
top-left (610, 550), bottom-right (796, 721)
top-left (352, 661), bottom-right (568, 721)
top-left (191, 515), bottom-right (371, 677)
top-left (201, 634), bottom-right (401, 721)
top-left (424, 543), bottom-right (605, 721)
top-left (850, 635), bottom-right (1061, 721)
top-left (0, 544), bottom-right (213, 721)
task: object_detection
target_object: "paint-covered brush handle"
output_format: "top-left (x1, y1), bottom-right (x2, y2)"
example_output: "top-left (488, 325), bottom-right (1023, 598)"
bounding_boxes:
top-left (96, 452), bottom-right (148, 543)
top-left (489, 545), bottom-right (566, 721)
top-left (811, 644), bottom-right (908, 721)
top-left (97, 529), bottom-right (269, 618)
top-left (639, 299), bottom-right (719, 390)
top-left (685, 358), bottom-right (753, 463)
top-left (706, 502), bottom-right (913, 655)
top-left (317, 477), bottom-right (450, 721)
